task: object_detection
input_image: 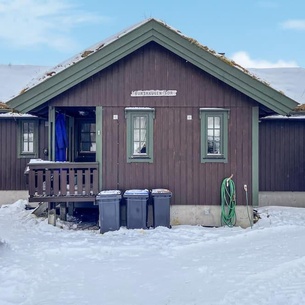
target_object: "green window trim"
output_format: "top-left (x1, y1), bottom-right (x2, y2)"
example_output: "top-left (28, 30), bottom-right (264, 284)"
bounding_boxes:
top-left (17, 119), bottom-right (39, 159)
top-left (200, 108), bottom-right (229, 163)
top-left (125, 108), bottom-right (155, 163)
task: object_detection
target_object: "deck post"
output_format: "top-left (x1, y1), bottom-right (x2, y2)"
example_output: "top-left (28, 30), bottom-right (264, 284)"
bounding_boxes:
top-left (68, 202), bottom-right (75, 217)
top-left (48, 202), bottom-right (56, 226)
top-left (96, 106), bottom-right (103, 191)
top-left (60, 203), bottom-right (67, 221)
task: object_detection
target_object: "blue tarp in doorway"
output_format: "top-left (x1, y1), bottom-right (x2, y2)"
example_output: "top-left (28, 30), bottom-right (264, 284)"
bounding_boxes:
top-left (55, 113), bottom-right (68, 161)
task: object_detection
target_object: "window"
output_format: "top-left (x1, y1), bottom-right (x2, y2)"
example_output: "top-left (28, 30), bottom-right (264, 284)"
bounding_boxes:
top-left (125, 108), bottom-right (155, 163)
top-left (75, 120), bottom-right (96, 162)
top-left (200, 108), bottom-right (229, 163)
top-left (18, 120), bottom-right (38, 158)
top-left (80, 122), bottom-right (96, 153)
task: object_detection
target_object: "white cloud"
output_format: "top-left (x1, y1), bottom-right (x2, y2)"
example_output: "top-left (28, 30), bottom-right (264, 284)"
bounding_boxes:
top-left (281, 19), bottom-right (305, 31)
top-left (230, 51), bottom-right (298, 68)
top-left (0, 0), bottom-right (111, 52)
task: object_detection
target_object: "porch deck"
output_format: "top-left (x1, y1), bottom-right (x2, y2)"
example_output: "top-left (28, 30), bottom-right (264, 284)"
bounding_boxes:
top-left (26, 161), bottom-right (99, 203)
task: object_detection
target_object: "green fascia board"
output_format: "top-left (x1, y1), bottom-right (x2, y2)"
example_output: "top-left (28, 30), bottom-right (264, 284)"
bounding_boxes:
top-left (7, 19), bottom-right (298, 115)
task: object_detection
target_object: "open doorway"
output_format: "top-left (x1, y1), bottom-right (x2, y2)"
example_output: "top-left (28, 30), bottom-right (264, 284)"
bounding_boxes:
top-left (52, 107), bottom-right (96, 162)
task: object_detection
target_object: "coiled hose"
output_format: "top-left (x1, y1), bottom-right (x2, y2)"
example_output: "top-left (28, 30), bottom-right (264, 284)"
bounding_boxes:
top-left (221, 175), bottom-right (236, 227)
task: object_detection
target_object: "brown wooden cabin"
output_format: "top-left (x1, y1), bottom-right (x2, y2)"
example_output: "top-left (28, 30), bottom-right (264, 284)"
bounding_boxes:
top-left (260, 116), bottom-right (305, 192)
top-left (5, 19), bottom-right (298, 227)
top-left (259, 114), bottom-right (305, 206)
top-left (0, 111), bottom-right (47, 191)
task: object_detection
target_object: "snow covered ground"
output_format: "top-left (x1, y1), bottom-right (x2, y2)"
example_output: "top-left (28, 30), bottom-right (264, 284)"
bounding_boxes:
top-left (1, 201), bottom-right (305, 305)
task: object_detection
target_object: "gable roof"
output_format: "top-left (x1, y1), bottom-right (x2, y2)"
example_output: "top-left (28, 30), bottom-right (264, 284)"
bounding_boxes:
top-left (6, 18), bottom-right (298, 115)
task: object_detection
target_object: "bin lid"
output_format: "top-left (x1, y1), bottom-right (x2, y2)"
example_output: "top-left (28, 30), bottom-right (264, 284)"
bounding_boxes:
top-left (123, 189), bottom-right (149, 197)
top-left (151, 188), bottom-right (172, 195)
top-left (98, 190), bottom-right (121, 196)
top-left (96, 190), bottom-right (122, 201)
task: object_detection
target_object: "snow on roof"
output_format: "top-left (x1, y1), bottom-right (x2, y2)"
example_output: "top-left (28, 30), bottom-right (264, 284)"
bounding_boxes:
top-left (1, 19), bottom-right (305, 110)
top-left (125, 107), bottom-right (155, 110)
top-left (262, 114), bottom-right (305, 120)
top-left (18, 19), bottom-right (155, 95)
top-left (0, 112), bottom-right (36, 118)
top-left (5, 18), bottom-right (283, 100)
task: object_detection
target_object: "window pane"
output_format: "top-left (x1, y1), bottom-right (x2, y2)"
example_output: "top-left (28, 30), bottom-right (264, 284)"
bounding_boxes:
top-left (208, 141), bottom-right (221, 154)
top-left (20, 121), bottom-right (37, 156)
top-left (81, 123), bottom-right (90, 132)
top-left (206, 115), bottom-right (222, 155)
top-left (90, 143), bottom-right (96, 152)
top-left (214, 117), bottom-right (220, 128)
top-left (79, 122), bottom-right (96, 153)
top-left (140, 142), bottom-right (146, 154)
top-left (134, 130), bottom-right (140, 141)
top-left (90, 124), bottom-right (96, 132)
top-left (207, 140), bottom-right (213, 153)
top-left (133, 143), bottom-right (139, 154)
top-left (140, 130), bottom-right (146, 141)
top-left (81, 133), bottom-right (89, 142)
top-left (134, 117), bottom-right (140, 128)
top-left (207, 130), bottom-right (214, 137)
top-left (22, 122), bottom-right (34, 153)
top-left (90, 133), bottom-right (95, 142)
top-left (201, 110), bottom-right (228, 162)
top-left (140, 117), bottom-right (146, 128)
top-left (126, 109), bottom-right (154, 162)
top-left (29, 142), bottom-right (34, 152)
top-left (23, 143), bottom-right (28, 152)
top-left (132, 115), bottom-right (147, 155)
top-left (208, 117), bottom-right (214, 128)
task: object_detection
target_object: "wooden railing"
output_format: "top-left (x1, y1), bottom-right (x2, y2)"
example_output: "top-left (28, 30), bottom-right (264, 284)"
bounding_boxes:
top-left (26, 161), bottom-right (99, 203)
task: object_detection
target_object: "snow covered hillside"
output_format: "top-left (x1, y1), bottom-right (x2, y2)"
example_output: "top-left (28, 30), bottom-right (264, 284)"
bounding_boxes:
top-left (0, 65), bottom-right (49, 102)
top-left (249, 67), bottom-right (305, 105)
top-left (1, 201), bottom-right (305, 305)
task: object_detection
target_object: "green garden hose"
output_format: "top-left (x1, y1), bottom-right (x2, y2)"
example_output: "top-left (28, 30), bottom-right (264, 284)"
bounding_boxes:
top-left (221, 175), bottom-right (236, 227)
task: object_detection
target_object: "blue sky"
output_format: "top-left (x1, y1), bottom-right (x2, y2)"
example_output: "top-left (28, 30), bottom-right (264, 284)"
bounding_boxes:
top-left (0, 0), bottom-right (304, 68)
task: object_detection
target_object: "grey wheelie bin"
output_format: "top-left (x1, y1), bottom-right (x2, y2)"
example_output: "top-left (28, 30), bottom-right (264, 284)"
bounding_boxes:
top-left (151, 189), bottom-right (172, 228)
top-left (123, 189), bottom-right (149, 229)
top-left (95, 190), bottom-right (121, 234)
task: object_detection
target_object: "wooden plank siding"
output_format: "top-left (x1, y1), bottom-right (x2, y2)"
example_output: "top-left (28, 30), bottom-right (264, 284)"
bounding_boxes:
top-left (0, 118), bottom-right (48, 190)
top-left (49, 42), bottom-right (258, 206)
top-left (259, 119), bottom-right (305, 191)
